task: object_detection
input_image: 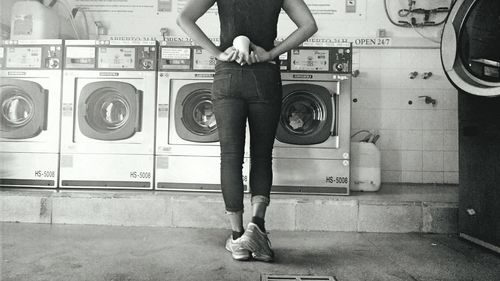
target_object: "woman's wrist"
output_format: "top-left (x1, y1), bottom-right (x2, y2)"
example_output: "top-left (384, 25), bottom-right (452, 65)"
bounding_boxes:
top-left (268, 49), bottom-right (279, 61)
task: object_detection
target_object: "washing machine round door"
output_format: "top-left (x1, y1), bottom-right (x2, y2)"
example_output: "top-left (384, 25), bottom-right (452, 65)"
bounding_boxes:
top-left (78, 81), bottom-right (142, 141)
top-left (441, 0), bottom-right (500, 96)
top-left (276, 83), bottom-right (334, 145)
top-left (175, 82), bottom-right (218, 143)
top-left (0, 79), bottom-right (47, 139)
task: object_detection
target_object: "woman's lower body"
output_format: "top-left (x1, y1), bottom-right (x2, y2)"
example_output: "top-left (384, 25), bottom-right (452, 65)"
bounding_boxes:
top-left (212, 61), bottom-right (282, 261)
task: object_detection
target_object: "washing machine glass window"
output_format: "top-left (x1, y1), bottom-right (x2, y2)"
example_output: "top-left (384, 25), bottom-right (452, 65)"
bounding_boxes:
top-left (1, 87), bottom-right (35, 128)
top-left (0, 79), bottom-right (48, 139)
top-left (182, 89), bottom-right (217, 136)
top-left (276, 82), bottom-right (335, 145)
top-left (281, 91), bottom-right (327, 135)
top-left (458, 0), bottom-right (500, 82)
top-left (86, 88), bottom-right (130, 131)
top-left (78, 81), bottom-right (142, 141)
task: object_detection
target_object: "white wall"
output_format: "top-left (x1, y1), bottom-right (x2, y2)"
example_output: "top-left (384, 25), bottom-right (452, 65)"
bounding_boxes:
top-left (351, 48), bottom-right (458, 184)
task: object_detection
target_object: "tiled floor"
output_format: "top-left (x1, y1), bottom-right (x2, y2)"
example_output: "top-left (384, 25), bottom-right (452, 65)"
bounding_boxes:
top-left (1, 222), bottom-right (499, 281)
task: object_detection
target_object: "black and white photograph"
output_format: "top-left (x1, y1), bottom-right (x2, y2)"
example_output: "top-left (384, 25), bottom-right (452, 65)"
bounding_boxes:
top-left (0, 0), bottom-right (499, 280)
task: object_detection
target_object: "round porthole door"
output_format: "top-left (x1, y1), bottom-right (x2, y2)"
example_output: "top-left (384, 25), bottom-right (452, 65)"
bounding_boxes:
top-left (174, 82), bottom-right (218, 143)
top-left (78, 81), bottom-right (142, 141)
top-left (441, 0), bottom-right (500, 96)
top-left (276, 83), bottom-right (334, 145)
top-left (0, 79), bottom-right (47, 139)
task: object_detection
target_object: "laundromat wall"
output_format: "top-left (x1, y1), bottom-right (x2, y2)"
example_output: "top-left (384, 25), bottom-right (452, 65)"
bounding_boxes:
top-left (0, 0), bottom-right (459, 184)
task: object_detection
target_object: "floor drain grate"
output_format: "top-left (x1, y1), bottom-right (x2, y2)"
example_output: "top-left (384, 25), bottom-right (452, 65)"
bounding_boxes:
top-left (261, 274), bottom-right (337, 281)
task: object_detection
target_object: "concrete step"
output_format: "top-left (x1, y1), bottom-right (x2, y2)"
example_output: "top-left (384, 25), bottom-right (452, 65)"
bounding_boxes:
top-left (0, 184), bottom-right (458, 233)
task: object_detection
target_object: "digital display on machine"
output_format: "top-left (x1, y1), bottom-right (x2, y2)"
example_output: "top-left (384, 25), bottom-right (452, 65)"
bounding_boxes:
top-left (161, 47), bottom-right (191, 70)
top-left (98, 47), bottom-right (136, 69)
top-left (290, 49), bottom-right (329, 72)
top-left (65, 47), bottom-right (96, 68)
top-left (6, 47), bottom-right (42, 68)
top-left (193, 48), bottom-right (216, 70)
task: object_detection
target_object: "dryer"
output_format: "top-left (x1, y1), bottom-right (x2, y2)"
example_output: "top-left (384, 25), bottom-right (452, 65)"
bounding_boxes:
top-left (60, 40), bottom-right (157, 189)
top-left (0, 39), bottom-right (63, 188)
top-left (155, 40), bottom-right (249, 192)
top-left (441, 0), bottom-right (500, 253)
top-left (269, 44), bottom-right (352, 195)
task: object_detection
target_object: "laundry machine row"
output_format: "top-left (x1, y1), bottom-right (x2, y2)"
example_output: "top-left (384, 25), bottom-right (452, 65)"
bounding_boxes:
top-left (1, 39), bottom-right (351, 195)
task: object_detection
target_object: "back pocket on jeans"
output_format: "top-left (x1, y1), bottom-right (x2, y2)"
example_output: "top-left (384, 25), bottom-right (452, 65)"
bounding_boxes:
top-left (252, 69), bottom-right (282, 102)
top-left (212, 73), bottom-right (232, 99)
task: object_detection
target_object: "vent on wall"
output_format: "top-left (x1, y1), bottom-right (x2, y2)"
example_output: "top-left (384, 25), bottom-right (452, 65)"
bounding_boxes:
top-left (261, 275), bottom-right (337, 281)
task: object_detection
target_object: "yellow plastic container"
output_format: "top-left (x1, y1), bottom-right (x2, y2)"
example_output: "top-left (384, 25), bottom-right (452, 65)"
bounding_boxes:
top-left (350, 142), bottom-right (381, 192)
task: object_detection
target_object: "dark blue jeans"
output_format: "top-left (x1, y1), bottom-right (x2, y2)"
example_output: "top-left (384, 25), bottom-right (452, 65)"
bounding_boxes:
top-left (212, 61), bottom-right (282, 212)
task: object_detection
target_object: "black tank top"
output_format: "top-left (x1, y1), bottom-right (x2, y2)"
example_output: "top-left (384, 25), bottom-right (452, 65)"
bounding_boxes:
top-left (216, 0), bottom-right (283, 52)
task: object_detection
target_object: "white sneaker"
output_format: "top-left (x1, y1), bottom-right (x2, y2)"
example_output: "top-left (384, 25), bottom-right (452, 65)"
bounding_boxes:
top-left (225, 235), bottom-right (251, 261)
top-left (240, 223), bottom-right (274, 262)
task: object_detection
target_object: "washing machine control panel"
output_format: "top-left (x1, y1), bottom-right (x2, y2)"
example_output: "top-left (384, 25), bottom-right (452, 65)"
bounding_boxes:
top-left (64, 40), bottom-right (157, 70)
top-left (1, 40), bottom-right (62, 69)
top-left (159, 45), bottom-right (216, 71)
top-left (279, 45), bottom-right (352, 74)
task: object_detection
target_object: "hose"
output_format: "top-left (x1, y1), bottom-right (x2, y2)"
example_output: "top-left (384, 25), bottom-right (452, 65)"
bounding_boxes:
top-left (384, 0), bottom-right (457, 28)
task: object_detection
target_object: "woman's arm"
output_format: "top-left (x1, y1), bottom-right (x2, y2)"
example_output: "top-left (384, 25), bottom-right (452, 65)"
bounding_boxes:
top-left (177, 0), bottom-right (238, 62)
top-left (250, 0), bottom-right (318, 63)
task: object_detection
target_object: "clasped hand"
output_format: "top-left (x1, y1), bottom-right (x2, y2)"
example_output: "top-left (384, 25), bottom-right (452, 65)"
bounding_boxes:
top-left (216, 43), bottom-right (272, 65)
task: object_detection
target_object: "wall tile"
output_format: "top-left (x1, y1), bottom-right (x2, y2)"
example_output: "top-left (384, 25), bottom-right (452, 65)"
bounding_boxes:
top-left (381, 68), bottom-right (404, 89)
top-left (399, 110), bottom-right (423, 130)
top-left (423, 130), bottom-right (444, 151)
top-left (443, 130), bottom-right (459, 151)
top-left (437, 89), bottom-right (458, 110)
top-left (351, 109), bottom-right (364, 129)
top-left (381, 171), bottom-right (402, 182)
top-left (378, 130), bottom-right (401, 150)
top-left (443, 110), bottom-right (459, 131)
top-left (400, 130), bottom-right (423, 150)
top-left (380, 89), bottom-right (402, 109)
top-left (352, 88), bottom-right (381, 109)
top-left (402, 150), bottom-right (423, 171)
top-left (379, 49), bottom-right (401, 68)
top-left (399, 69), bottom-right (424, 89)
top-left (380, 109), bottom-right (401, 129)
top-left (381, 150), bottom-right (402, 171)
top-left (423, 151), bottom-right (444, 171)
top-left (401, 171), bottom-right (423, 183)
top-left (359, 49), bottom-right (382, 68)
top-left (355, 109), bottom-right (382, 129)
top-left (444, 151), bottom-right (459, 172)
top-left (423, 172), bottom-right (444, 184)
top-left (420, 68), bottom-right (454, 89)
top-left (444, 172), bottom-right (459, 184)
top-left (419, 89), bottom-right (443, 109)
top-left (401, 90), bottom-right (430, 110)
top-left (352, 68), bottom-right (381, 89)
top-left (422, 110), bottom-right (444, 130)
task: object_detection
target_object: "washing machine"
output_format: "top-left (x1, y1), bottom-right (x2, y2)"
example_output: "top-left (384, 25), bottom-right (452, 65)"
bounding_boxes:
top-left (269, 44), bottom-right (352, 195)
top-left (60, 40), bottom-right (157, 189)
top-left (155, 40), bottom-right (249, 192)
top-left (0, 39), bottom-right (63, 188)
top-left (441, 0), bottom-right (500, 253)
